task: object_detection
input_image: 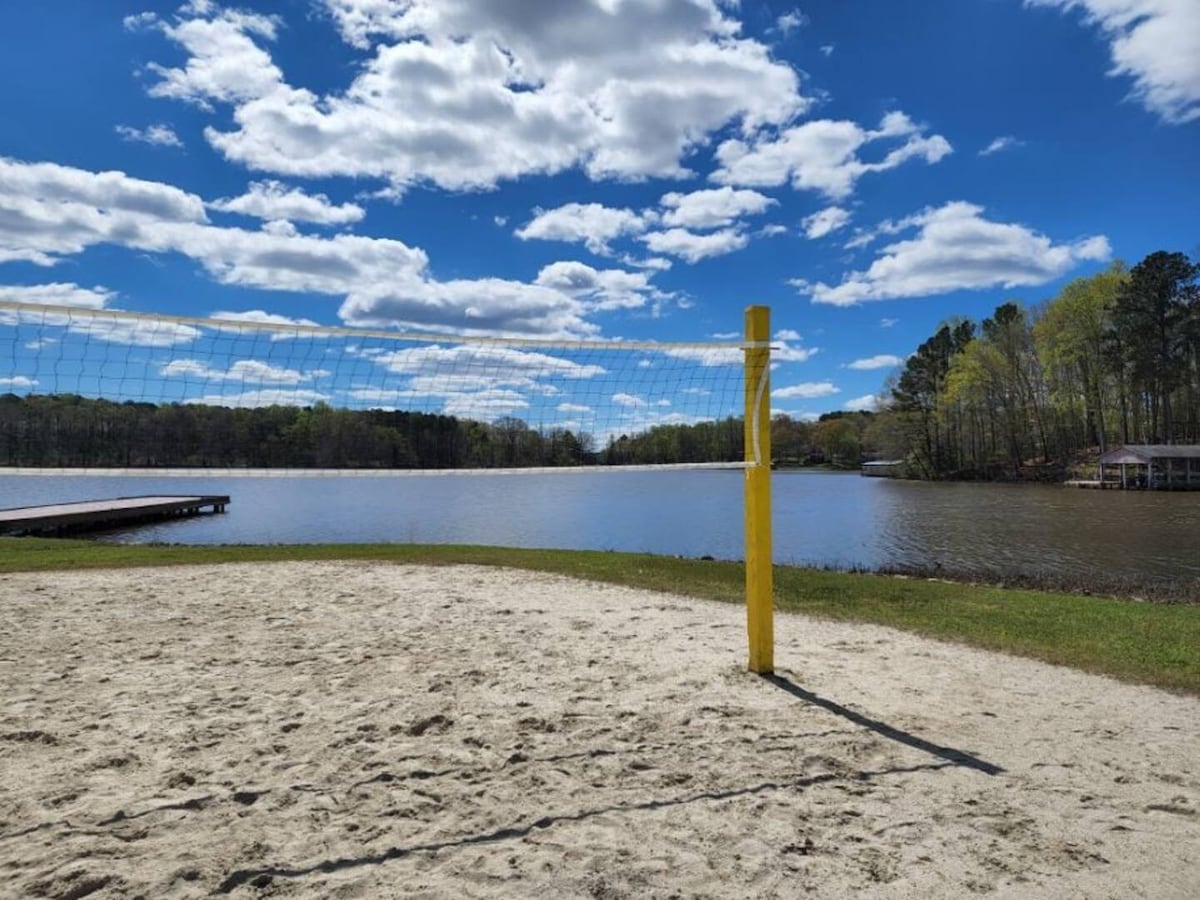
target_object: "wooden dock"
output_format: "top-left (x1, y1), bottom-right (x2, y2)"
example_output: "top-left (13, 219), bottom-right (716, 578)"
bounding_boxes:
top-left (0, 495), bottom-right (230, 536)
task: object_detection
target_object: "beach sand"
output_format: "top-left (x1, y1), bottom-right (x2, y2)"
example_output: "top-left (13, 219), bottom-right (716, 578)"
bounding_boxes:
top-left (1, 561), bottom-right (1197, 898)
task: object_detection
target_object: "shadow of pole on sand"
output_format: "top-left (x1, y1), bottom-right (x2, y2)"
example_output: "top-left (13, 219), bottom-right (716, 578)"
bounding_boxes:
top-left (760, 673), bottom-right (1005, 776)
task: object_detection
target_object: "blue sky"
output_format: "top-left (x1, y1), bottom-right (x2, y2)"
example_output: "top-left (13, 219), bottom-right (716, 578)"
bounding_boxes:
top-left (0, 0), bottom-right (1197, 424)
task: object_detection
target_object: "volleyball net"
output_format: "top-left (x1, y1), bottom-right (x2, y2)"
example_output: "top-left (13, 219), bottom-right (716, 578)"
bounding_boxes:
top-left (0, 299), bottom-right (775, 670)
top-left (0, 300), bottom-right (769, 471)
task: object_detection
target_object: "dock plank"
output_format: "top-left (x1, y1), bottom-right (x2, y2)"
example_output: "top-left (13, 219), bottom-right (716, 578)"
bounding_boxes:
top-left (0, 495), bottom-right (230, 535)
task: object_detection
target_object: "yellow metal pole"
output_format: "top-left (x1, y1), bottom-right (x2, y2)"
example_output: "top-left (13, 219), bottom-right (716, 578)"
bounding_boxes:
top-left (744, 305), bottom-right (774, 674)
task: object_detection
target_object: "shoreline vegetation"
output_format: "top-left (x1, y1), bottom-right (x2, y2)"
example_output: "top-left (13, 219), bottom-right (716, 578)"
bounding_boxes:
top-left (2, 538), bottom-right (1196, 694)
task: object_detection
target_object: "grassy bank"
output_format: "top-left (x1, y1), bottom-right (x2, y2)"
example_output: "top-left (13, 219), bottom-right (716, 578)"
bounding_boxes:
top-left (2, 537), bottom-right (1198, 695)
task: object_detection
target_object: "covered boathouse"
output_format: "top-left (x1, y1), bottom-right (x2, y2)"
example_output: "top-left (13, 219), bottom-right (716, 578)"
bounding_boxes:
top-left (1097, 444), bottom-right (1200, 490)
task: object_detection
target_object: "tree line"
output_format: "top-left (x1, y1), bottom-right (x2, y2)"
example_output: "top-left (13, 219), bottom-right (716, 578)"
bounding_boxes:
top-left (0, 396), bottom-right (599, 469)
top-left (0, 391), bottom-right (877, 470)
top-left (875, 250), bottom-right (1200, 478)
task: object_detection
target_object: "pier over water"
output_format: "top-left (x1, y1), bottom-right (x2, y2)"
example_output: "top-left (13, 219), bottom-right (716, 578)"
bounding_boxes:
top-left (0, 495), bottom-right (230, 536)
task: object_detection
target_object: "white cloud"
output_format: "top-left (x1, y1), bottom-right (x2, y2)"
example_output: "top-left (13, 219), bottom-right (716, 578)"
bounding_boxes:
top-left (345, 382), bottom-right (533, 421)
top-left (71, 318), bottom-right (202, 347)
top-left (442, 389), bottom-right (529, 420)
top-left (660, 335), bottom-right (817, 367)
top-left (0, 283), bottom-right (114, 309)
top-left (776, 344), bottom-right (819, 363)
top-left (799, 202), bottom-right (1111, 306)
top-left (756, 223), bottom-right (788, 237)
top-left (0, 157), bottom-right (598, 337)
top-left (775, 328), bottom-right (802, 341)
top-left (847, 354), bottom-right (903, 370)
top-left (161, 358), bottom-right (314, 385)
top-left (801, 205), bottom-right (851, 239)
top-left (772, 381), bottom-right (839, 399)
top-left (373, 344), bottom-right (605, 382)
top-left (187, 388), bottom-right (331, 408)
top-left (843, 208), bottom-right (934, 250)
top-left (209, 180), bottom-right (365, 225)
top-left (844, 394), bottom-right (879, 412)
top-left (534, 261), bottom-right (662, 312)
top-left (116, 124), bottom-right (184, 148)
top-left (142, 0), bottom-right (806, 191)
top-left (712, 111), bottom-right (952, 200)
top-left (640, 227), bottom-right (748, 263)
top-left (979, 135), bottom-right (1023, 156)
top-left (516, 203), bottom-right (648, 255)
top-left (0, 376), bottom-right (38, 389)
top-left (880, 318), bottom-right (899, 328)
top-left (0, 157), bottom-right (208, 265)
top-left (1027, 0), bottom-right (1200, 123)
top-left (612, 392), bottom-right (646, 408)
top-left (123, 11), bottom-right (159, 31)
top-left (145, 6), bottom-right (284, 108)
top-left (819, 44), bottom-right (835, 57)
top-left (0, 283), bottom-right (199, 346)
top-left (208, 309), bottom-right (321, 330)
top-left (557, 402), bottom-right (592, 414)
top-left (658, 187), bottom-right (776, 230)
top-left (776, 10), bottom-right (809, 34)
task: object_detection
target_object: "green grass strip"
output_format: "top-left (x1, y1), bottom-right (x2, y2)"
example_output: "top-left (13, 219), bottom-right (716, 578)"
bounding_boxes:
top-left (2, 537), bottom-right (1197, 695)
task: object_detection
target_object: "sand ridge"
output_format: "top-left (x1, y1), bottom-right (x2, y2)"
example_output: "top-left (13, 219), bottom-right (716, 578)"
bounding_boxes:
top-left (0, 561), bottom-right (1197, 898)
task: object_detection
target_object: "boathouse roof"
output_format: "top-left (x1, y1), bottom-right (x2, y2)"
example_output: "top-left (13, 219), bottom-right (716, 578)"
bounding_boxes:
top-left (1099, 444), bottom-right (1200, 465)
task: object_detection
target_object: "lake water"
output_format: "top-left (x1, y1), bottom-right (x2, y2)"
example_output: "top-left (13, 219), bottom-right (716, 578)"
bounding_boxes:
top-left (2, 470), bottom-right (1198, 591)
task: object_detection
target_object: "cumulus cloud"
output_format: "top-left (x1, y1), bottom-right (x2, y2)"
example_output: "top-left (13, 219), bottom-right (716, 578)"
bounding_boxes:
top-left (639, 227), bottom-right (748, 263)
top-left (516, 203), bottom-right (648, 255)
top-left (342, 342), bottom-right (611, 421)
top-left (208, 309), bottom-right (321, 329)
top-left (847, 354), bottom-right (903, 370)
top-left (772, 381), bottom-right (839, 399)
top-left (0, 156), bottom-right (208, 264)
top-left (796, 202), bottom-right (1111, 306)
top-left (534, 261), bottom-right (663, 312)
top-left (209, 180), bottom-right (365, 225)
top-left (520, 189), bottom-right (775, 260)
top-left (801, 205), bottom-right (851, 239)
top-left (186, 388), bottom-right (332, 408)
top-left (658, 187), bottom-right (776, 230)
top-left (0, 376), bottom-right (38, 389)
top-left (844, 394), bottom-right (879, 412)
top-left (659, 333), bottom-right (817, 367)
top-left (0, 157), bottom-right (600, 337)
top-left (145, 5), bottom-right (284, 107)
top-left (712, 111), bottom-right (952, 200)
top-left (139, 0), bottom-right (805, 191)
top-left (115, 124), bottom-right (184, 148)
top-left (161, 358), bottom-right (316, 384)
top-left (1026, 0), bottom-right (1200, 123)
top-left (0, 283), bottom-right (200, 346)
top-left (372, 345), bottom-right (605, 382)
top-left (0, 283), bottom-right (114, 309)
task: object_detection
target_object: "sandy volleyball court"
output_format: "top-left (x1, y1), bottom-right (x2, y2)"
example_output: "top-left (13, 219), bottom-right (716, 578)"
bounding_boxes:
top-left (1, 562), bottom-right (1197, 898)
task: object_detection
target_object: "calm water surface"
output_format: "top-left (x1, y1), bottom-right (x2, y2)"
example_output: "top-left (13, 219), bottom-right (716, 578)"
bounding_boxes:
top-left (2, 471), bottom-right (1197, 589)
